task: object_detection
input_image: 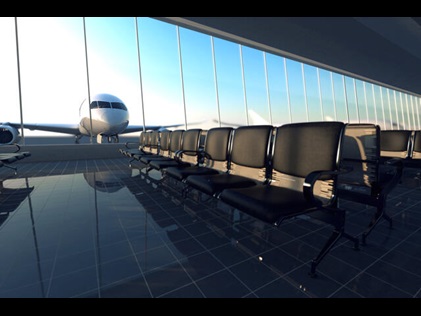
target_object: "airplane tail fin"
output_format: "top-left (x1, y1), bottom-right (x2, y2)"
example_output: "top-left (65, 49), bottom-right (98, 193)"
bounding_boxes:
top-left (248, 109), bottom-right (270, 125)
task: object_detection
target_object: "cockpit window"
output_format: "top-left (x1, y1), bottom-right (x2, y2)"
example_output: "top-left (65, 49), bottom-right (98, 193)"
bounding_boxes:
top-left (97, 101), bottom-right (112, 108)
top-left (90, 101), bottom-right (111, 109)
top-left (111, 102), bottom-right (127, 110)
top-left (89, 101), bottom-right (126, 110)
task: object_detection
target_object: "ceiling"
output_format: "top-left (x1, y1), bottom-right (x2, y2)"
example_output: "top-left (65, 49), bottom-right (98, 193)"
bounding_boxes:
top-left (157, 17), bottom-right (421, 97)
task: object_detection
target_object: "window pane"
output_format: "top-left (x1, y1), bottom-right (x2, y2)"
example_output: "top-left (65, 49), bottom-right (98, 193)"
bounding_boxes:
top-left (214, 38), bottom-right (247, 126)
top-left (18, 17), bottom-right (86, 139)
top-left (365, 83), bottom-right (377, 124)
top-left (137, 17), bottom-right (185, 128)
top-left (85, 17), bottom-right (142, 132)
top-left (332, 72), bottom-right (348, 122)
top-left (242, 46), bottom-right (270, 125)
top-left (179, 28), bottom-right (217, 128)
top-left (303, 64), bottom-right (323, 122)
top-left (0, 18), bottom-right (20, 128)
top-left (355, 80), bottom-right (368, 123)
top-left (286, 59), bottom-right (307, 122)
top-left (382, 87), bottom-right (393, 129)
top-left (345, 77), bottom-right (359, 123)
top-left (319, 69), bottom-right (335, 121)
top-left (373, 85), bottom-right (384, 129)
top-left (266, 54), bottom-right (290, 125)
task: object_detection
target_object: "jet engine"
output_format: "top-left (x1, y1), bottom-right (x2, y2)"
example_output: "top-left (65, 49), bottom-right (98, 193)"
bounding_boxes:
top-left (0, 124), bottom-right (20, 145)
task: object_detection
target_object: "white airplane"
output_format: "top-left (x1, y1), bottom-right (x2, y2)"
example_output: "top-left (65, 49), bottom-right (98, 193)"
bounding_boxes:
top-left (0, 93), bottom-right (182, 145)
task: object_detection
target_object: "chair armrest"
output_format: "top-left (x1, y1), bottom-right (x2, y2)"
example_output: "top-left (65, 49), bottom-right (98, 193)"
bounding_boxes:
top-left (303, 167), bottom-right (352, 207)
top-left (174, 149), bottom-right (201, 162)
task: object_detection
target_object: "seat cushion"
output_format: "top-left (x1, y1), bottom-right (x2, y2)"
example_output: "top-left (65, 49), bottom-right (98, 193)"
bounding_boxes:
top-left (165, 165), bottom-right (219, 181)
top-left (219, 185), bottom-right (312, 224)
top-left (185, 173), bottom-right (258, 196)
top-left (138, 154), bottom-right (166, 164)
top-left (149, 159), bottom-right (190, 170)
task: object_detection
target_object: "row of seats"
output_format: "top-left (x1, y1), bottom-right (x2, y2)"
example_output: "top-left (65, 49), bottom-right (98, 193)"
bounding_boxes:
top-left (120, 122), bottom-right (405, 277)
top-left (0, 144), bottom-right (31, 175)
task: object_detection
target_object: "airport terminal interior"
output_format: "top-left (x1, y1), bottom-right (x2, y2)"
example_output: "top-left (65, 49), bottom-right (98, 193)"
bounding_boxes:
top-left (1, 17), bottom-right (421, 300)
top-left (0, 152), bottom-right (421, 298)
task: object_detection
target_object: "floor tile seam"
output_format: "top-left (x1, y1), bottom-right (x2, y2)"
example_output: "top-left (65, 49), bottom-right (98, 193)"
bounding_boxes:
top-left (413, 287), bottom-right (421, 298)
top-left (387, 186), bottom-right (421, 201)
top-left (188, 228), bottom-right (293, 296)
top-left (340, 269), bottom-right (415, 298)
top-left (181, 261), bottom-right (253, 298)
top-left (0, 279), bottom-right (49, 298)
top-left (150, 242), bottom-right (208, 298)
top-left (114, 212), bottom-right (155, 298)
top-left (337, 225), bottom-right (421, 297)
top-left (137, 258), bottom-right (203, 297)
top-left (383, 199), bottom-right (421, 233)
top-left (46, 254), bottom-right (143, 296)
top-left (85, 272), bottom-right (146, 298)
top-left (115, 207), bottom-right (167, 297)
top-left (374, 224), bottom-right (421, 269)
top-left (155, 281), bottom-right (205, 298)
top-left (327, 284), bottom-right (365, 298)
top-left (253, 263), bottom-right (326, 298)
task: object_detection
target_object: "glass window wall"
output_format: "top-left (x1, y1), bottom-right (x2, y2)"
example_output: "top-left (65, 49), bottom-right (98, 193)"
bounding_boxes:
top-left (1, 16), bottom-right (420, 146)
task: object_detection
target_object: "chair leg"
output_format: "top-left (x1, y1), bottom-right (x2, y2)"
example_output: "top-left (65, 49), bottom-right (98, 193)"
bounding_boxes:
top-left (309, 209), bottom-right (359, 278)
top-left (361, 198), bottom-right (392, 245)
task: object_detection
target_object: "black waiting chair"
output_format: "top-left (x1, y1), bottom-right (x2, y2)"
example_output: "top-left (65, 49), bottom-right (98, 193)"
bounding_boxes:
top-left (136, 129), bottom-right (184, 172)
top-left (165, 127), bottom-right (233, 181)
top-left (120, 130), bottom-right (159, 167)
top-left (404, 130), bottom-right (421, 170)
top-left (184, 125), bottom-right (273, 197)
top-left (133, 130), bottom-right (172, 163)
top-left (148, 129), bottom-right (202, 172)
top-left (379, 130), bottom-right (412, 163)
top-left (165, 127), bottom-right (233, 197)
top-left (336, 124), bottom-right (404, 245)
top-left (218, 121), bottom-right (358, 277)
top-left (120, 130), bottom-right (150, 157)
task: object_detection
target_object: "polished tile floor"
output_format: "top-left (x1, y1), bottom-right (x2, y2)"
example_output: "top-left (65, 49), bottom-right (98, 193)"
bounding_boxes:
top-left (0, 157), bottom-right (421, 298)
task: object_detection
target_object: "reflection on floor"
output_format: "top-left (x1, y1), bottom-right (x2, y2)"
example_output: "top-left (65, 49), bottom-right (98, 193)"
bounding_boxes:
top-left (0, 158), bottom-right (421, 298)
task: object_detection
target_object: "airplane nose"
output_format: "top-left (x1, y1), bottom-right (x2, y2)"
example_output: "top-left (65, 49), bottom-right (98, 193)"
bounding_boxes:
top-left (95, 109), bottom-right (129, 134)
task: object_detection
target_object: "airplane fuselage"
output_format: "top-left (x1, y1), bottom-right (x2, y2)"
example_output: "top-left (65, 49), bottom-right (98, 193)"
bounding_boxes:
top-left (78, 93), bottom-right (130, 138)
top-left (78, 108), bottom-right (129, 136)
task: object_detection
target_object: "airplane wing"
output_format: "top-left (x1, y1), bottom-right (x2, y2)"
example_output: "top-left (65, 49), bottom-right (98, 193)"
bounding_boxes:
top-left (7, 123), bottom-right (183, 135)
top-left (7, 123), bottom-right (81, 135)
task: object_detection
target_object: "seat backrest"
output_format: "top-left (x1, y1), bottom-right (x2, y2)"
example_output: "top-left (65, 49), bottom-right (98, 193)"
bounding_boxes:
top-left (337, 123), bottom-right (379, 194)
top-left (270, 121), bottom-right (345, 200)
top-left (201, 127), bottom-right (233, 172)
top-left (178, 129), bottom-right (202, 164)
top-left (168, 130), bottom-right (184, 158)
top-left (380, 130), bottom-right (412, 159)
top-left (411, 131), bottom-right (421, 160)
top-left (141, 131), bottom-right (153, 153)
top-left (138, 131), bottom-right (147, 149)
top-left (159, 130), bottom-right (172, 157)
top-left (228, 125), bottom-right (273, 182)
top-left (149, 131), bottom-right (160, 155)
